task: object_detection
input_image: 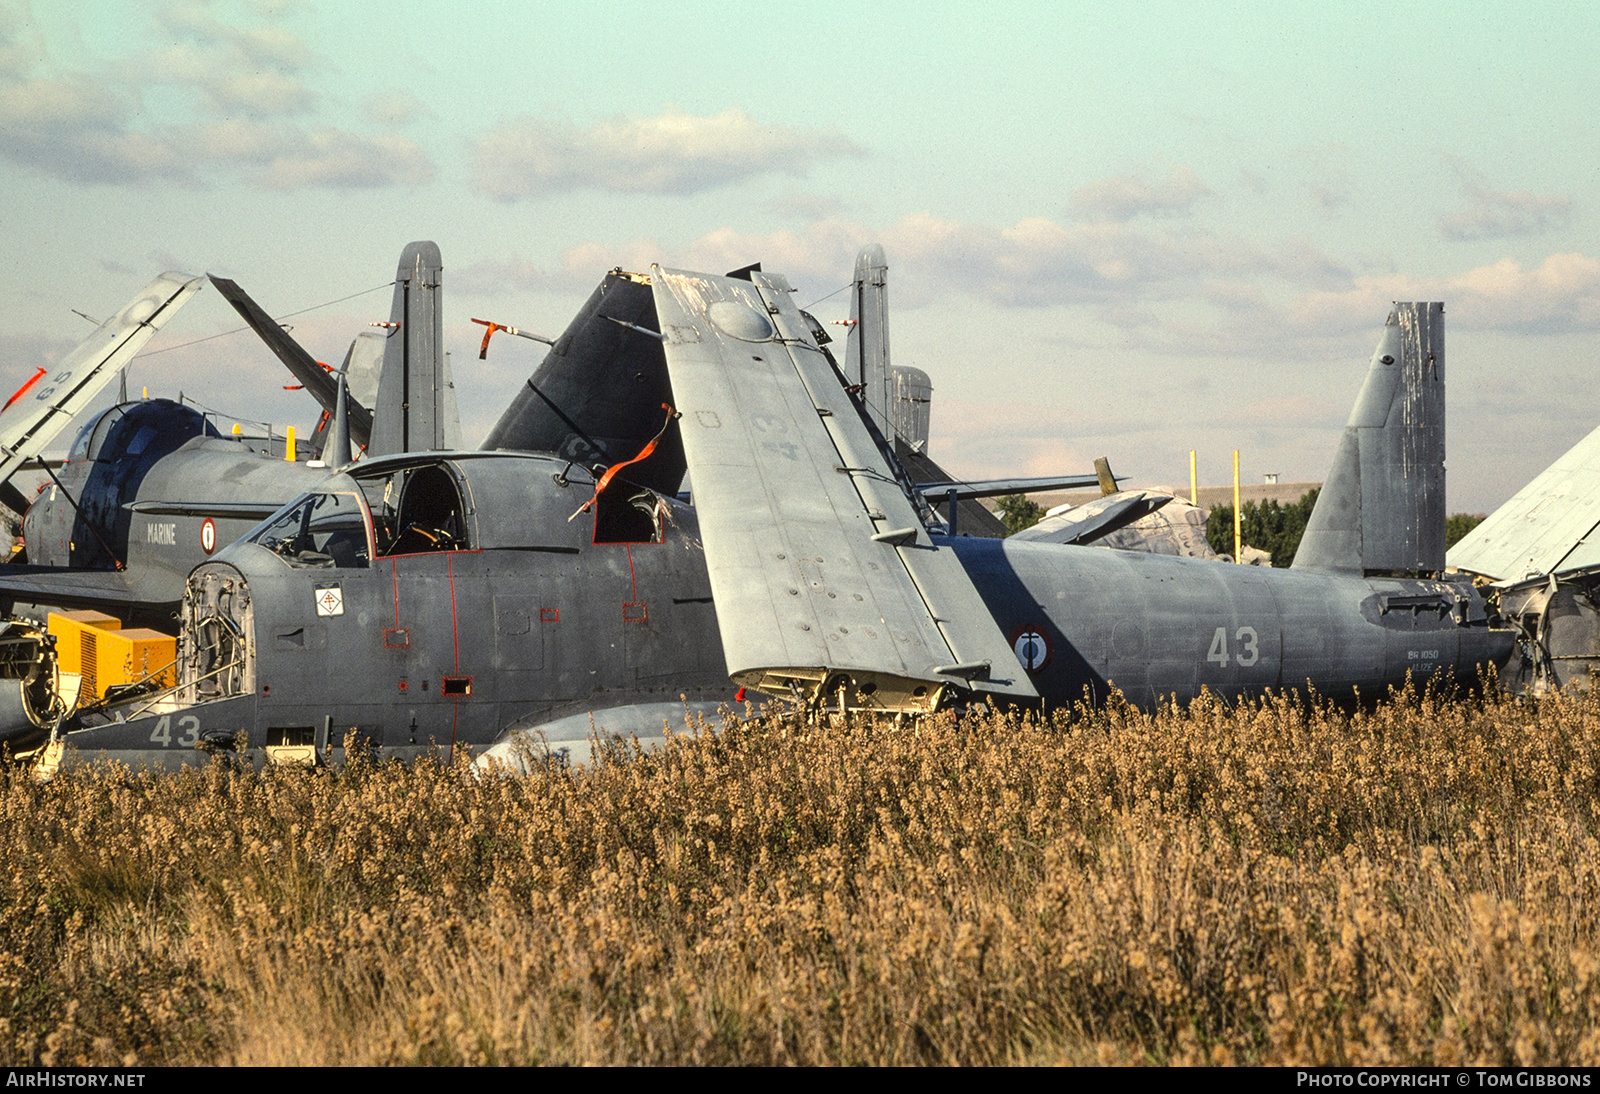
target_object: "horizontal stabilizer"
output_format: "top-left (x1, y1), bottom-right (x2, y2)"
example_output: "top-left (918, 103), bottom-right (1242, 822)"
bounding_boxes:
top-left (1448, 421), bottom-right (1600, 582)
top-left (0, 272), bottom-right (203, 486)
top-left (209, 275), bottom-right (374, 447)
top-left (916, 473), bottom-right (1104, 501)
top-left (1010, 491), bottom-right (1171, 546)
top-left (652, 265), bottom-right (1037, 711)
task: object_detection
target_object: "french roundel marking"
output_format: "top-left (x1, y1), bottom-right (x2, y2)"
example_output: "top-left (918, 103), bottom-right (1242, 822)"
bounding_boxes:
top-left (200, 518), bottom-right (217, 555)
top-left (1010, 626), bottom-right (1051, 673)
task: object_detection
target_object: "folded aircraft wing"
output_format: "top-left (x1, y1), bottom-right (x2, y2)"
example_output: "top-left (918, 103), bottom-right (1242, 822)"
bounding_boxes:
top-left (650, 265), bottom-right (1037, 711)
top-left (208, 275), bottom-right (374, 447)
top-left (1448, 422), bottom-right (1600, 582)
top-left (0, 272), bottom-right (203, 485)
top-left (1010, 491), bottom-right (1173, 546)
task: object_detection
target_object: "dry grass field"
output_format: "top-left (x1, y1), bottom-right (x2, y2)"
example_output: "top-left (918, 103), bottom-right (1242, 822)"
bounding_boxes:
top-left (5, 681), bottom-right (1600, 1066)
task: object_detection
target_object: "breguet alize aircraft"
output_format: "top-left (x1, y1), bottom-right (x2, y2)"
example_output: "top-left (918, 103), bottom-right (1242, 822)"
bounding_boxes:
top-left (0, 240), bottom-right (1582, 772)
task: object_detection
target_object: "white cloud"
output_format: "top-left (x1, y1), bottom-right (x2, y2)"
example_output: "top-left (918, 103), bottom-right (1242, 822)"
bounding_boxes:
top-left (1436, 157), bottom-right (1573, 242)
top-left (1293, 254), bottom-right (1600, 336)
top-left (1068, 166), bottom-right (1210, 222)
top-left (132, 3), bottom-right (316, 117)
top-left (1438, 186), bottom-right (1573, 242)
top-left (0, 76), bottom-right (192, 182)
top-left (484, 211), bottom-right (1600, 371)
top-left (0, 74), bottom-right (123, 128)
top-left (469, 107), bottom-right (865, 201)
top-left (252, 126), bottom-right (434, 189)
top-left (0, 4), bottom-right (42, 79)
top-left (0, 2), bottom-right (435, 188)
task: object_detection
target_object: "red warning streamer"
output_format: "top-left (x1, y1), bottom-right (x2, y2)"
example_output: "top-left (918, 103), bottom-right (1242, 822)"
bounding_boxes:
top-left (569, 404), bottom-right (678, 522)
top-left (3, 368), bottom-right (46, 413)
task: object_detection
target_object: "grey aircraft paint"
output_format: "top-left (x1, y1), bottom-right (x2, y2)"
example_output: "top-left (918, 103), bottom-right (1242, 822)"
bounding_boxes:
top-left (0, 243), bottom-right (461, 629)
top-left (0, 252), bottom-right (1546, 771)
top-left (1294, 304), bottom-right (1445, 575)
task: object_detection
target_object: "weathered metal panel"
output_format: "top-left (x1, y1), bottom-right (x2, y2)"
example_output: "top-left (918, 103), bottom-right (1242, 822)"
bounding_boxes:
top-left (1295, 304), bottom-right (1445, 574)
top-left (749, 269), bottom-right (1036, 702)
top-left (961, 537), bottom-right (1498, 710)
top-left (651, 266), bottom-right (1034, 707)
top-left (1448, 420), bottom-right (1600, 582)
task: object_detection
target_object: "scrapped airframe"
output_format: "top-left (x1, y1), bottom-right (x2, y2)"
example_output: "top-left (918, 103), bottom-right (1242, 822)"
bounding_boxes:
top-left (0, 242), bottom-right (460, 631)
top-left (0, 244), bottom-right (1560, 772)
top-left (1446, 423), bottom-right (1600, 692)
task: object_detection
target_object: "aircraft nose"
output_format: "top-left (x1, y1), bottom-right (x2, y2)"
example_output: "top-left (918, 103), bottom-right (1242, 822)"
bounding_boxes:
top-left (181, 562), bottom-right (254, 704)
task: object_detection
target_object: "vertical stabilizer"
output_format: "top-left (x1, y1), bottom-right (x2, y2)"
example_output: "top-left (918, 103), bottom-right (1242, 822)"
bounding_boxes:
top-left (370, 241), bottom-right (445, 456)
top-left (325, 373), bottom-right (353, 469)
top-left (440, 350), bottom-right (462, 449)
top-left (891, 365), bottom-right (931, 454)
top-left (1293, 302), bottom-right (1445, 574)
top-left (845, 245), bottom-right (892, 441)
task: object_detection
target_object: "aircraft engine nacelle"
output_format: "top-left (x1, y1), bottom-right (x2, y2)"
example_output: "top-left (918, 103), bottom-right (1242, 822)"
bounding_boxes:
top-left (0, 620), bottom-right (64, 754)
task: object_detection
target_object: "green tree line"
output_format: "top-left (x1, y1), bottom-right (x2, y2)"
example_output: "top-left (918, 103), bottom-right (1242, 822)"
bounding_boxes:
top-left (1205, 490), bottom-right (1487, 566)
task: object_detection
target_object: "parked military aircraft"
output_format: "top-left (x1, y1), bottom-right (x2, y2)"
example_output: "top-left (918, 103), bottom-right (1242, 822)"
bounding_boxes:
top-left (1446, 419), bottom-right (1600, 692)
top-left (0, 254), bottom-right (1522, 772)
top-left (0, 243), bottom-right (456, 630)
top-left (1011, 487), bottom-right (1222, 559)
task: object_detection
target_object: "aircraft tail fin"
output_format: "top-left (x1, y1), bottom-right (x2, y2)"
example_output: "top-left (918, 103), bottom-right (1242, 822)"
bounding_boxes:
top-left (1292, 302), bottom-right (1445, 575)
top-left (325, 373), bottom-right (354, 468)
top-left (845, 245), bottom-right (892, 442)
top-left (370, 241), bottom-right (446, 456)
top-left (889, 365), bottom-right (931, 456)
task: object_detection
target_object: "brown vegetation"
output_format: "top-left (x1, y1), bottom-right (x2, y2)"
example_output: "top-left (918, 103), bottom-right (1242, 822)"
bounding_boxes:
top-left (5, 682), bottom-right (1600, 1065)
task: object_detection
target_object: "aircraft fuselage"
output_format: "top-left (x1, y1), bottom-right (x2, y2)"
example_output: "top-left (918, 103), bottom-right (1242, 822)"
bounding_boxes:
top-left (952, 536), bottom-right (1513, 709)
top-left (45, 452), bottom-right (1516, 769)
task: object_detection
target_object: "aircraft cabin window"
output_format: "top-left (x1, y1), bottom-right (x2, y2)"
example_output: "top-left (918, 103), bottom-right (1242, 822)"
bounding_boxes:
top-left (248, 491), bottom-right (373, 568)
top-left (593, 487), bottom-right (667, 545)
top-left (83, 406), bottom-right (128, 462)
top-left (379, 464), bottom-right (470, 556)
top-left (67, 418), bottom-right (96, 463)
top-left (123, 425), bottom-right (159, 457)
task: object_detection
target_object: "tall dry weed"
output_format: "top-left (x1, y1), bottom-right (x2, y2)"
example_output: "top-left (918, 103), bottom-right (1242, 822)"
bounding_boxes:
top-left (4, 684), bottom-right (1600, 1064)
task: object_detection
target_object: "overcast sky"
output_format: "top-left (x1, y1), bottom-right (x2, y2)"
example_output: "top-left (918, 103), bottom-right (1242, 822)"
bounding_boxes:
top-left (1, 0), bottom-right (1594, 512)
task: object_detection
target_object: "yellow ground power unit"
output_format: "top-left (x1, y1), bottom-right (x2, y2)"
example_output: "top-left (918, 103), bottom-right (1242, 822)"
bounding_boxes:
top-left (46, 612), bottom-right (176, 703)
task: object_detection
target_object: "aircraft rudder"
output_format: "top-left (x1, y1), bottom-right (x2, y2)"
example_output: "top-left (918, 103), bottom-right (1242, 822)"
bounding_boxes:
top-left (1293, 303), bottom-right (1444, 575)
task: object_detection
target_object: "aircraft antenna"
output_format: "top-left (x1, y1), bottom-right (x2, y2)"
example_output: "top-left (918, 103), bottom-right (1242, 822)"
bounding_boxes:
top-left (134, 281), bottom-right (395, 359)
